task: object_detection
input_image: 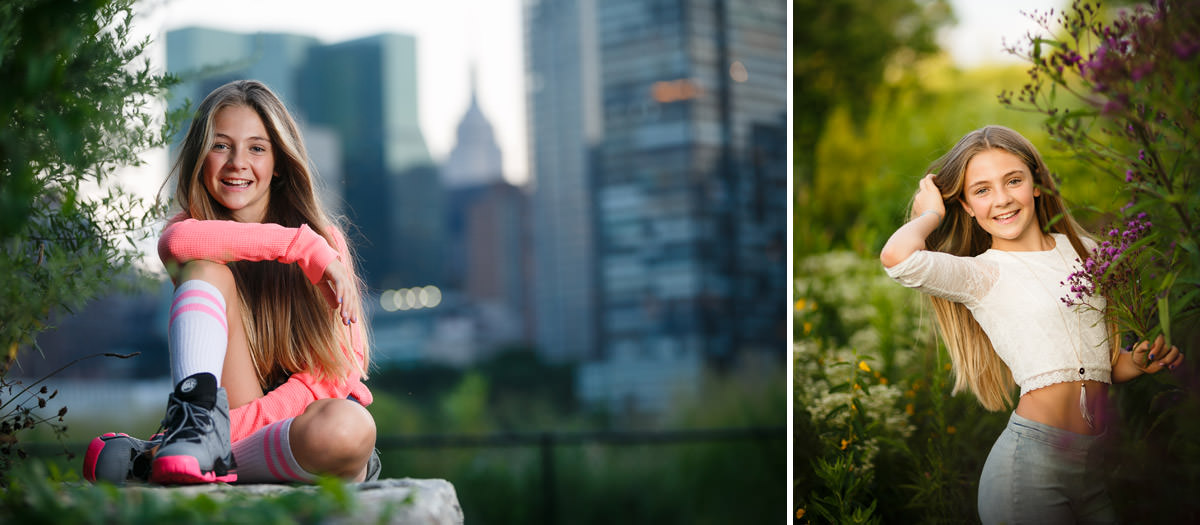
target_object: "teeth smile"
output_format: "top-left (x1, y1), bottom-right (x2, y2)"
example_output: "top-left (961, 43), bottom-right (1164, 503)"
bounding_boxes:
top-left (995, 211), bottom-right (1018, 220)
top-left (222, 179), bottom-right (251, 187)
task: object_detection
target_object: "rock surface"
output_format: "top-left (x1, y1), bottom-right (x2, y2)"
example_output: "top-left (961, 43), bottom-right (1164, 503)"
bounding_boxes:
top-left (125, 478), bottom-right (464, 524)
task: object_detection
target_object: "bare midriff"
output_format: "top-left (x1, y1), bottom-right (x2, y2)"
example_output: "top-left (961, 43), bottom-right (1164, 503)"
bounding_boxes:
top-left (1015, 380), bottom-right (1109, 435)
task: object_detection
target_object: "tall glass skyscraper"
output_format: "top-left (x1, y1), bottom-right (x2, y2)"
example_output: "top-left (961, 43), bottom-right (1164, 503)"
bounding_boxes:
top-left (526, 0), bottom-right (786, 413)
top-left (524, 0), bottom-right (604, 363)
top-left (594, 0), bottom-right (786, 362)
top-left (299, 34), bottom-right (445, 291)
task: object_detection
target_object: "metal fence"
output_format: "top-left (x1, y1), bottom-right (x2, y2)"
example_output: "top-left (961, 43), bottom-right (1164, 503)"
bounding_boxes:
top-left (375, 426), bottom-right (785, 525)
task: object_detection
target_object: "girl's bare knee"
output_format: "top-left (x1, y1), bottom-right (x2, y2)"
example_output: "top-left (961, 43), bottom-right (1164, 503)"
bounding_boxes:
top-left (292, 399), bottom-right (376, 476)
top-left (178, 259), bottom-right (235, 289)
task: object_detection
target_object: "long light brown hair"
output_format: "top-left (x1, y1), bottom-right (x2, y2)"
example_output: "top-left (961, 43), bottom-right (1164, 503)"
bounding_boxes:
top-left (170, 80), bottom-right (368, 388)
top-left (919, 125), bottom-right (1115, 411)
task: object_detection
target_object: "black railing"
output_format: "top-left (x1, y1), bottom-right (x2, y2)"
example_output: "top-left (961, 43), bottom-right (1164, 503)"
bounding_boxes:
top-left (375, 426), bottom-right (785, 525)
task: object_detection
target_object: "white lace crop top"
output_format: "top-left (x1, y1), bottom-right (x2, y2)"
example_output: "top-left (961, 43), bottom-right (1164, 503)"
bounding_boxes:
top-left (885, 233), bottom-right (1111, 395)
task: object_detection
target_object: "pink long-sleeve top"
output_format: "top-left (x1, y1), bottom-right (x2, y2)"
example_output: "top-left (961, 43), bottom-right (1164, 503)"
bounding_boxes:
top-left (158, 213), bottom-right (373, 442)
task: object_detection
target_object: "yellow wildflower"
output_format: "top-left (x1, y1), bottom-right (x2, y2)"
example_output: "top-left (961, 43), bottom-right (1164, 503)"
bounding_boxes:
top-left (858, 361), bottom-right (871, 373)
top-left (839, 438), bottom-right (850, 450)
top-left (905, 403), bottom-right (915, 416)
top-left (947, 426), bottom-right (957, 435)
top-left (803, 322), bottom-right (812, 335)
top-left (944, 362), bottom-right (952, 371)
top-left (853, 383), bottom-right (861, 390)
top-left (795, 298), bottom-right (807, 311)
top-left (796, 508), bottom-right (806, 519)
top-left (879, 377), bottom-right (889, 385)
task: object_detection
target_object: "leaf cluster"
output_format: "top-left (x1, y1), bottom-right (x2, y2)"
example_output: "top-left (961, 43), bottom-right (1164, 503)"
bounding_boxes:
top-left (0, 0), bottom-right (184, 477)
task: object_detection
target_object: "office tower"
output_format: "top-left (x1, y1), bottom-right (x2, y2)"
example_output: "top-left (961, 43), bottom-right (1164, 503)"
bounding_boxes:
top-left (166, 28), bottom-right (318, 117)
top-left (529, 0), bottom-right (786, 413)
top-left (445, 75), bottom-right (505, 293)
top-left (298, 34), bottom-right (445, 291)
top-left (523, 0), bottom-right (603, 363)
top-left (444, 79), bottom-right (534, 350)
top-left (592, 0), bottom-right (786, 362)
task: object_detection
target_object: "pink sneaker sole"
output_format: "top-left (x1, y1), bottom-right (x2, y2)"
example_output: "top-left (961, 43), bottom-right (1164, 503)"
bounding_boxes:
top-left (151, 455), bottom-right (237, 484)
top-left (82, 432), bottom-right (124, 482)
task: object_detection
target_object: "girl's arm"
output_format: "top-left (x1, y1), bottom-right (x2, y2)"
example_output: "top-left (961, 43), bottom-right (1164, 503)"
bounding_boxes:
top-left (1112, 334), bottom-right (1184, 382)
top-left (158, 215), bottom-right (339, 285)
top-left (226, 224), bottom-right (372, 443)
top-left (879, 174), bottom-right (995, 305)
top-left (881, 173), bottom-right (946, 268)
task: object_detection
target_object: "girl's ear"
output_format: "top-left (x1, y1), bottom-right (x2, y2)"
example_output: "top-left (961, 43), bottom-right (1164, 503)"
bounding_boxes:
top-left (959, 199), bottom-right (974, 218)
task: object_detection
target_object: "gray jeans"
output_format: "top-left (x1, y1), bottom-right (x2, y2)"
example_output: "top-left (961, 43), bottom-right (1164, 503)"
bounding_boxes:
top-left (977, 412), bottom-right (1116, 524)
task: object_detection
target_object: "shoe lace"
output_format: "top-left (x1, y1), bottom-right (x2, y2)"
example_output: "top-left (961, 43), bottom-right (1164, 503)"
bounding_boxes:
top-left (160, 394), bottom-right (215, 445)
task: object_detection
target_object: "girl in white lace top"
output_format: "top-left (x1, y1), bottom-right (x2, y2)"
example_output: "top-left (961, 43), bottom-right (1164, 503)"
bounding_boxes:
top-left (879, 125), bottom-right (1182, 524)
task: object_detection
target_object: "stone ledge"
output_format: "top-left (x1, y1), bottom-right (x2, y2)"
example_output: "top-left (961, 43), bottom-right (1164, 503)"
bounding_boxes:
top-left (124, 478), bottom-right (463, 524)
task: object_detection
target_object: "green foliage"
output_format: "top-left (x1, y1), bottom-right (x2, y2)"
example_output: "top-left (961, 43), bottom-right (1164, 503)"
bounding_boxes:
top-left (0, 0), bottom-right (184, 477)
top-left (793, 0), bottom-right (953, 184)
top-left (804, 456), bottom-right (880, 525)
top-left (370, 347), bottom-right (581, 433)
top-left (794, 250), bottom-right (1200, 522)
top-left (0, 461), bottom-right (362, 524)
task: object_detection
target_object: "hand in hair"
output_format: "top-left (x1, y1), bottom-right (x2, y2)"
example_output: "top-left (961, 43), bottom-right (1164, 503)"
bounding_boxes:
top-left (913, 173), bottom-right (946, 222)
top-left (881, 174), bottom-right (946, 268)
top-left (321, 259), bottom-right (357, 325)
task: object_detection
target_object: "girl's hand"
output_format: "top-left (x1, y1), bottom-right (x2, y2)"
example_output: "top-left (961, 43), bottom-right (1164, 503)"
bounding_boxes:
top-left (322, 259), bottom-right (357, 326)
top-left (1132, 334), bottom-right (1183, 373)
top-left (912, 173), bottom-right (946, 223)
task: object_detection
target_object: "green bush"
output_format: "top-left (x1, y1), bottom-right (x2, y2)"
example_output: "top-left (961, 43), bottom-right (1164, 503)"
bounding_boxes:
top-left (0, 0), bottom-right (184, 478)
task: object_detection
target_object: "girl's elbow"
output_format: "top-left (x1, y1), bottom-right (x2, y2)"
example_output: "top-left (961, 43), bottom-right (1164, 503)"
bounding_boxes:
top-left (880, 246), bottom-right (906, 269)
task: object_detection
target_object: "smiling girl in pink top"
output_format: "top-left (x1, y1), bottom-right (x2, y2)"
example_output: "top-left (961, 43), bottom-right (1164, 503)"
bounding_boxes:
top-left (84, 80), bottom-right (378, 485)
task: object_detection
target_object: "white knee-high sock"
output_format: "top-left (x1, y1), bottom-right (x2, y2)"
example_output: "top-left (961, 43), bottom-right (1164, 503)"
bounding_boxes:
top-left (231, 418), bottom-right (318, 483)
top-left (168, 280), bottom-right (228, 386)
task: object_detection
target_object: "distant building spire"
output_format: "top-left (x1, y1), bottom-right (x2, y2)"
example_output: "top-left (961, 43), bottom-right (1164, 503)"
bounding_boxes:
top-left (443, 61), bottom-right (504, 188)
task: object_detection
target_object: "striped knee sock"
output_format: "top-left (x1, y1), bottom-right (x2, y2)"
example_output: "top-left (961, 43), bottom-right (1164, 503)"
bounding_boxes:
top-left (231, 418), bottom-right (318, 483)
top-left (168, 280), bottom-right (228, 386)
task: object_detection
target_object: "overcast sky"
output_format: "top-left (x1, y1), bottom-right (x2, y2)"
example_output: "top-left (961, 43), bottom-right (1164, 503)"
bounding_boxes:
top-left (942, 0), bottom-right (1064, 67)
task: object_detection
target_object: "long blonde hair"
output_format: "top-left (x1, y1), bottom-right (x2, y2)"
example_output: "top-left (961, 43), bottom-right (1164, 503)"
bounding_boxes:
top-left (170, 80), bottom-right (369, 388)
top-left (919, 125), bottom-right (1113, 411)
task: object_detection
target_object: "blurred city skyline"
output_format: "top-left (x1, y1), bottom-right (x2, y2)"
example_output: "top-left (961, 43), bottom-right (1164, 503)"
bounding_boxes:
top-left (34, 0), bottom-right (790, 420)
top-left (114, 0), bottom-right (528, 240)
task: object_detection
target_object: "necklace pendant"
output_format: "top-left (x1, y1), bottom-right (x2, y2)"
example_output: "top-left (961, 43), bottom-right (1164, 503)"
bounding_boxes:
top-left (1079, 367), bottom-right (1085, 375)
